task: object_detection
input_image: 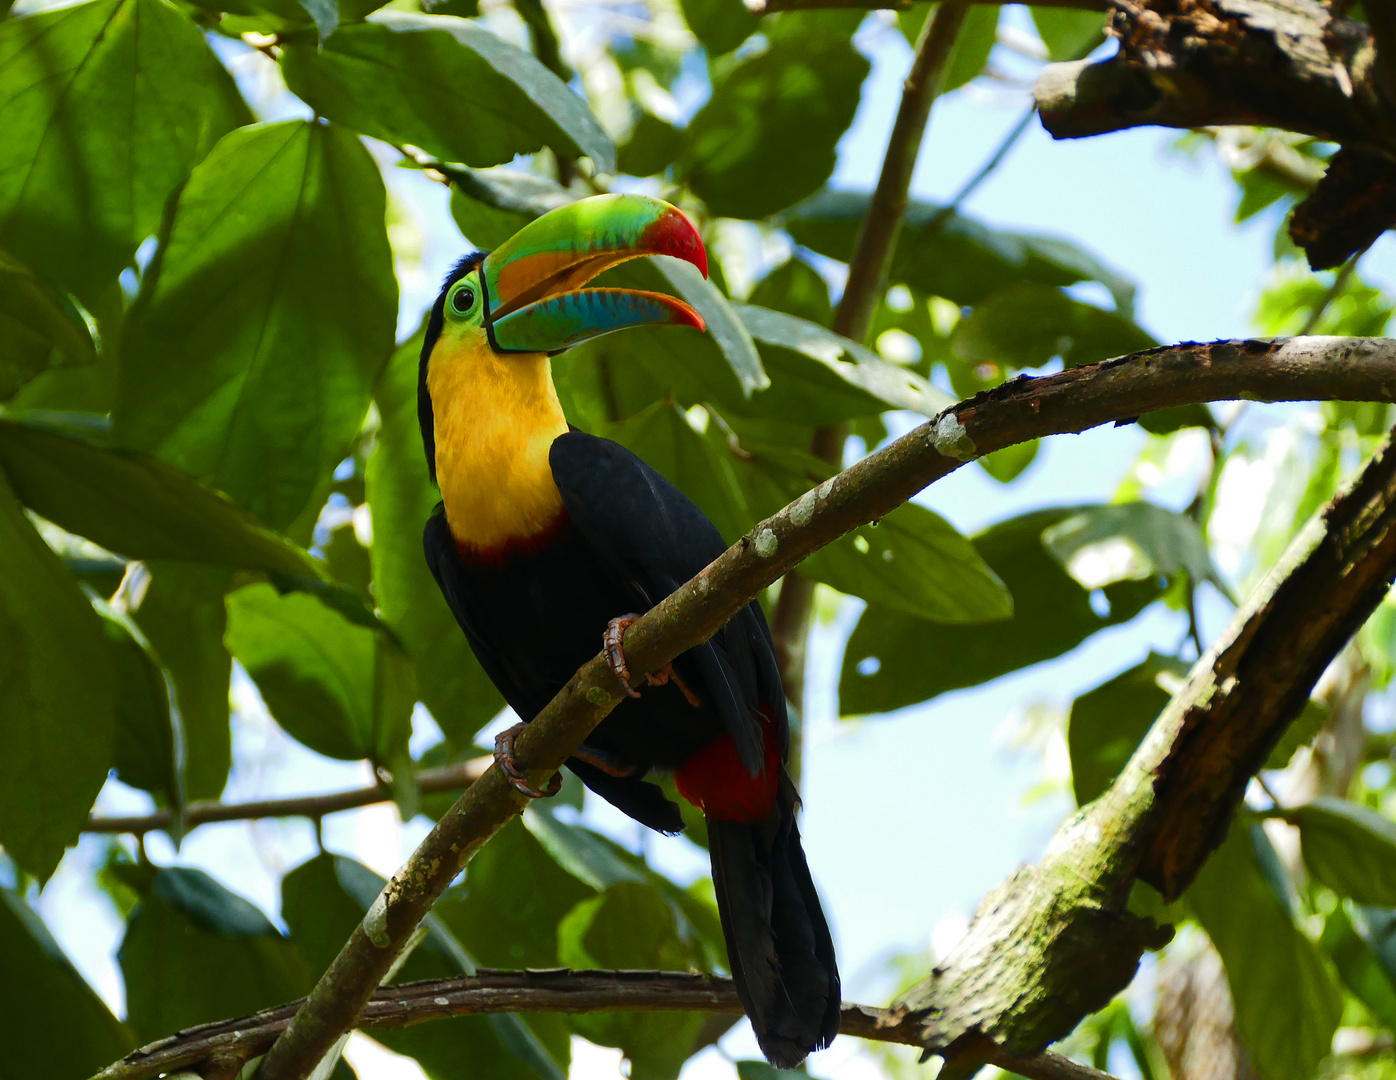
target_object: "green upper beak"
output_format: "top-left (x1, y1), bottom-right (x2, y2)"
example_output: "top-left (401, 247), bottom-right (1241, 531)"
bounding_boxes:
top-left (480, 194), bottom-right (708, 354)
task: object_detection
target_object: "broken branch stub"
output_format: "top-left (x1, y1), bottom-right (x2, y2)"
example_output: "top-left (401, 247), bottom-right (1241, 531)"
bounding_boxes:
top-left (892, 419), bottom-right (1396, 1063)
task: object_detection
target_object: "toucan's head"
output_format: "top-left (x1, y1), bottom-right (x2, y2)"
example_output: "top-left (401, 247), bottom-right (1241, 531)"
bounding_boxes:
top-left (419, 194), bottom-right (708, 479)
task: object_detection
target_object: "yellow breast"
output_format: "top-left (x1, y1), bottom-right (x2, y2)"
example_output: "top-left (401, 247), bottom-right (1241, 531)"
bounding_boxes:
top-left (426, 336), bottom-right (569, 553)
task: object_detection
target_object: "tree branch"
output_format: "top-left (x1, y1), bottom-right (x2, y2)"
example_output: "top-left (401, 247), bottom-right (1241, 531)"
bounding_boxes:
top-left (749, 0), bottom-right (1104, 13)
top-left (93, 971), bottom-right (1119, 1080)
top-left (83, 759), bottom-right (490, 836)
top-left (249, 336), bottom-right (1396, 1080)
top-left (894, 393), bottom-right (1396, 1062)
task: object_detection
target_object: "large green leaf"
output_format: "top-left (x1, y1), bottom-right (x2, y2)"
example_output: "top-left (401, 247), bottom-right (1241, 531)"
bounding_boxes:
top-left (118, 868), bottom-right (313, 1044)
top-left (447, 166), bottom-right (576, 249)
top-left (280, 14), bottom-right (614, 173)
top-left (0, 249), bottom-right (94, 401)
top-left (679, 12), bottom-right (870, 220)
top-left (129, 561), bottom-right (232, 801)
top-left (0, 469), bottom-right (114, 878)
top-left (1189, 826), bottom-right (1342, 1080)
top-left (1321, 905), bottom-right (1396, 1030)
top-left (901, 4), bottom-right (998, 90)
top-left (0, 0), bottom-right (249, 302)
top-left (785, 190), bottom-right (1136, 311)
top-left (0, 888), bottom-right (133, 1080)
top-left (115, 120), bottom-right (397, 532)
top-left (557, 881), bottom-right (708, 1080)
top-left (618, 111), bottom-right (685, 178)
top-left (840, 507), bottom-right (1168, 715)
top-left (733, 303), bottom-right (954, 419)
top-left (1291, 798), bottom-right (1396, 906)
top-left (1067, 653), bottom-right (1189, 806)
top-left (97, 601), bottom-right (183, 813)
top-left (602, 401), bottom-right (753, 544)
top-left (224, 583), bottom-right (415, 789)
top-left (367, 330), bottom-right (505, 746)
top-left (0, 415), bottom-right (321, 575)
top-left (954, 284), bottom-right (1156, 371)
top-left (282, 853), bottom-right (569, 1080)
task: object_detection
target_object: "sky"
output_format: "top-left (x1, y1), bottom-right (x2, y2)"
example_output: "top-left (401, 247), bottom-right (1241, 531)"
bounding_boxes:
top-left (29, 6), bottom-right (1393, 1079)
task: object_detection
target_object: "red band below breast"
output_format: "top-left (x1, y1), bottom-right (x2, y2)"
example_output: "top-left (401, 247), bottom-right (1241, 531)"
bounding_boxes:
top-left (674, 706), bottom-right (780, 824)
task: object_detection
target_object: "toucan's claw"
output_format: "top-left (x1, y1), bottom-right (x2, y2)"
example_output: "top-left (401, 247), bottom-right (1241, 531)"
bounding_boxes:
top-left (645, 664), bottom-right (702, 708)
top-left (494, 722), bottom-right (562, 799)
top-left (604, 615), bottom-right (643, 698)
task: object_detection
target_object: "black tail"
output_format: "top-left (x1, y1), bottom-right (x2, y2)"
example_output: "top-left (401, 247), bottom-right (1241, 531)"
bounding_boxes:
top-left (707, 773), bottom-right (840, 1068)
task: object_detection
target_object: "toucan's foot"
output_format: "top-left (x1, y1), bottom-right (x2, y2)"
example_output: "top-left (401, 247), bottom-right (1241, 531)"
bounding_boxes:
top-left (604, 615), bottom-right (643, 698)
top-left (571, 743), bottom-right (642, 778)
top-left (494, 722), bottom-right (561, 799)
top-left (644, 663), bottom-right (702, 708)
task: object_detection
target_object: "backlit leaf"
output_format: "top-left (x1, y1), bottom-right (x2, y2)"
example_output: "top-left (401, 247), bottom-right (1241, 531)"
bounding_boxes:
top-left (954, 284), bottom-right (1155, 370)
top-left (1292, 798), bottom-right (1396, 906)
top-left (0, 249), bottom-right (94, 401)
top-left (0, 468), bottom-right (113, 879)
top-left (0, 0), bottom-right (249, 302)
top-left (116, 120), bottom-right (397, 532)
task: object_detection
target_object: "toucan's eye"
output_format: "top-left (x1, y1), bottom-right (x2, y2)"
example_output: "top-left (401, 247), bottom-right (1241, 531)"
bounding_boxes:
top-left (450, 286), bottom-right (476, 316)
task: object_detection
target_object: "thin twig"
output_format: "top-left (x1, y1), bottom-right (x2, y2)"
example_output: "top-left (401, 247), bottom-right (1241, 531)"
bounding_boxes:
top-left (93, 971), bottom-right (1121, 1080)
top-left (83, 759), bottom-right (490, 836)
top-left (927, 105), bottom-right (1036, 232)
top-left (249, 337), bottom-right (1396, 1080)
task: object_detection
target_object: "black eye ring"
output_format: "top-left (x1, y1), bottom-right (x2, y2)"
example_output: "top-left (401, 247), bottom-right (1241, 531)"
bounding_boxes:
top-left (450, 286), bottom-right (476, 316)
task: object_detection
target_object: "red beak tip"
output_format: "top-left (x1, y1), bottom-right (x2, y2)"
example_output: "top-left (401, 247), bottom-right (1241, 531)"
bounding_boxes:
top-left (646, 207), bottom-right (708, 279)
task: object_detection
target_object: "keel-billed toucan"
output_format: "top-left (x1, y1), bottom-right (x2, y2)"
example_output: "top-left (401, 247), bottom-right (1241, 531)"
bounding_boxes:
top-left (418, 194), bottom-right (840, 1067)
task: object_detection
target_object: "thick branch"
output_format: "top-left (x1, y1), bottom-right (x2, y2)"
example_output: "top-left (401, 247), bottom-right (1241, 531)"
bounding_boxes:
top-left (253, 336), bottom-right (1396, 1080)
top-left (1034, 0), bottom-right (1393, 154)
top-left (83, 759), bottom-right (490, 836)
top-left (94, 972), bottom-right (1117, 1080)
top-left (894, 385), bottom-right (1396, 1060)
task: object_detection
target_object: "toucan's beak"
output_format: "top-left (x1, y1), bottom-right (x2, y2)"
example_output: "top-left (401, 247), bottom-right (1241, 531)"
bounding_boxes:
top-left (480, 194), bottom-right (708, 354)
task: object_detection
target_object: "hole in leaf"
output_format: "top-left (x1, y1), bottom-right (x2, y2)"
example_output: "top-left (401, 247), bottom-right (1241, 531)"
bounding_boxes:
top-left (857, 656), bottom-right (881, 676)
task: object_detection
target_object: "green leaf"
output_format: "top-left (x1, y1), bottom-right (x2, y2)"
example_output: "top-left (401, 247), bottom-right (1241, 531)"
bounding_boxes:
top-left (750, 257), bottom-right (833, 327)
top-left (1189, 826), bottom-right (1342, 1080)
top-left (679, 18), bottom-right (870, 219)
top-left (367, 330), bottom-right (505, 746)
top-left (737, 1063), bottom-right (811, 1080)
top-left (1041, 501), bottom-right (1217, 590)
top-left (1291, 798), bottom-right (1396, 906)
top-left (733, 303), bottom-right (954, 417)
top-left (1321, 905), bottom-right (1396, 1030)
top-left (129, 561), bottom-right (232, 802)
top-left (978, 440), bottom-right (1039, 483)
top-left (840, 507), bottom-right (1168, 715)
top-left (115, 119), bottom-right (397, 532)
top-left (652, 259), bottom-right (767, 399)
top-left (0, 0), bottom-right (249, 302)
top-left (224, 583), bottom-right (416, 777)
top-left (280, 14), bottom-right (614, 173)
top-left (1068, 653), bottom-right (1189, 806)
top-left (119, 868), bottom-right (313, 1043)
top-left (1266, 698), bottom-right (1327, 770)
top-left (97, 601), bottom-right (183, 813)
top-left (0, 888), bottom-right (134, 1077)
top-left (679, 0), bottom-right (756, 55)
top-left (785, 191), bottom-right (1136, 310)
top-left (0, 469), bottom-right (114, 879)
top-left (619, 111), bottom-right (685, 177)
top-left (557, 882), bottom-right (707, 1080)
top-left (0, 415), bottom-right (322, 575)
top-left (941, 4), bottom-right (998, 91)
top-left (435, 817), bottom-right (596, 968)
top-left (602, 401), bottom-right (753, 544)
top-left (447, 167), bottom-right (577, 249)
top-left (1030, 6), bottom-right (1106, 61)
top-left (954, 284), bottom-right (1156, 371)
top-left (0, 249), bottom-right (94, 401)
top-left (283, 853), bottom-right (569, 1080)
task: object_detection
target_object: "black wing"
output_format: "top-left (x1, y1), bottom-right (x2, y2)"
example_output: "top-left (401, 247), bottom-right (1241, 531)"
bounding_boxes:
top-left (549, 430), bottom-right (787, 775)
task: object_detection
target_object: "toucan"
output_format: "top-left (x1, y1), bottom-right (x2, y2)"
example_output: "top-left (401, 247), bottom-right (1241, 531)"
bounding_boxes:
top-left (417, 193), bottom-right (840, 1067)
